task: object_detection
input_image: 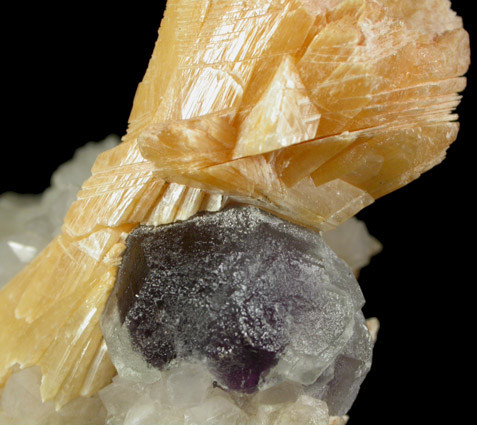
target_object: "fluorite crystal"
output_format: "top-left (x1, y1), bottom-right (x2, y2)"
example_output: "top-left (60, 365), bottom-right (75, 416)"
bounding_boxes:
top-left (0, 0), bottom-right (470, 423)
top-left (101, 206), bottom-right (372, 415)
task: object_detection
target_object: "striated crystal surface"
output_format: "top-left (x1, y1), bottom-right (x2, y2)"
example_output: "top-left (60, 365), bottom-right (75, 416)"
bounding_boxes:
top-left (101, 206), bottom-right (373, 415)
top-left (126, 0), bottom-right (469, 231)
top-left (0, 137), bottom-right (119, 289)
top-left (0, 0), bottom-right (469, 413)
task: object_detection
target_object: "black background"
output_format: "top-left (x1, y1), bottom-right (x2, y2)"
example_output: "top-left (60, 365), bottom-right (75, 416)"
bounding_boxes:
top-left (1, 1), bottom-right (474, 424)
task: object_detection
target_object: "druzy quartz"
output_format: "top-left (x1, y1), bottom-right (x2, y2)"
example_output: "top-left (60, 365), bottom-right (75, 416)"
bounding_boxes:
top-left (0, 0), bottom-right (470, 422)
top-left (100, 206), bottom-right (372, 415)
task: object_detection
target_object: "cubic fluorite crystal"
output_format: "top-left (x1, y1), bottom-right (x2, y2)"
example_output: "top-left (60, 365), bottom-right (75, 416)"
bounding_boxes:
top-left (101, 206), bottom-right (372, 416)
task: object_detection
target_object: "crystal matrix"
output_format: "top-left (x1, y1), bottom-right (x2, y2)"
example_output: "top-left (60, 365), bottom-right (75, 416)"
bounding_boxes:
top-left (0, 0), bottom-right (470, 418)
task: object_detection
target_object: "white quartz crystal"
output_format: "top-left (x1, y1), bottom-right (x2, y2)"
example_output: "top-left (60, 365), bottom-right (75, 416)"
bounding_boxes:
top-left (0, 367), bottom-right (106, 425)
top-left (100, 361), bottom-right (336, 425)
top-left (323, 218), bottom-right (382, 274)
top-left (1, 362), bottom-right (354, 425)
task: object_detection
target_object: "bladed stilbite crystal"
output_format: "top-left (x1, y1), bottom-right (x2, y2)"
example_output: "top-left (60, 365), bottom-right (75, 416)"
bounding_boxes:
top-left (0, 0), bottom-right (470, 422)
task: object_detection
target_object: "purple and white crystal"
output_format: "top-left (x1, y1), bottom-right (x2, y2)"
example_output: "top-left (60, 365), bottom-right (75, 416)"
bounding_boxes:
top-left (101, 205), bottom-right (373, 416)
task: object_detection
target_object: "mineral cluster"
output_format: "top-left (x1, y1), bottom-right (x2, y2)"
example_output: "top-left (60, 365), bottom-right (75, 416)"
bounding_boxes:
top-left (0, 0), bottom-right (470, 424)
top-left (0, 140), bottom-right (379, 425)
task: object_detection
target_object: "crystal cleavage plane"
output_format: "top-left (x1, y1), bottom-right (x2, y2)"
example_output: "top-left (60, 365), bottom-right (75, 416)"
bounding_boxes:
top-left (0, 0), bottom-right (470, 424)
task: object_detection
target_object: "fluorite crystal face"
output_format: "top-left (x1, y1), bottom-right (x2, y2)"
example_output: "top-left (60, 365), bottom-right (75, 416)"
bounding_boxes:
top-left (101, 206), bottom-right (373, 415)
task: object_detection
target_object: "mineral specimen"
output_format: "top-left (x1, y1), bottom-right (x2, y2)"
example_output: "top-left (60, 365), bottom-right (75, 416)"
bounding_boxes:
top-left (0, 0), bottom-right (470, 423)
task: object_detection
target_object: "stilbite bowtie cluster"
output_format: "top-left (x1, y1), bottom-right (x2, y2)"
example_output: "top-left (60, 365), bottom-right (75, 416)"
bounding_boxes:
top-left (0, 0), bottom-right (470, 423)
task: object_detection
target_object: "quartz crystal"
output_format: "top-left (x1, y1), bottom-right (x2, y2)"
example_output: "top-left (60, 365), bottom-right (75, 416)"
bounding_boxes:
top-left (0, 0), bottom-right (470, 422)
top-left (101, 206), bottom-right (372, 415)
top-left (0, 367), bottom-right (106, 425)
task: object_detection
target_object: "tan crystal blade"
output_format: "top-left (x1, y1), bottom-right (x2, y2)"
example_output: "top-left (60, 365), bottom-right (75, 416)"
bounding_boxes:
top-left (38, 268), bottom-right (117, 404)
top-left (0, 259), bottom-right (119, 404)
top-left (138, 115), bottom-right (236, 177)
top-left (297, 4), bottom-right (469, 138)
top-left (13, 231), bottom-right (124, 324)
top-left (311, 122), bottom-right (459, 199)
top-left (127, 0), bottom-right (468, 232)
top-left (168, 156), bottom-right (374, 231)
top-left (53, 324), bottom-right (104, 409)
top-left (80, 339), bottom-right (116, 398)
top-left (233, 55), bottom-right (321, 158)
top-left (126, 0), bottom-right (317, 140)
top-left (63, 141), bottom-right (163, 237)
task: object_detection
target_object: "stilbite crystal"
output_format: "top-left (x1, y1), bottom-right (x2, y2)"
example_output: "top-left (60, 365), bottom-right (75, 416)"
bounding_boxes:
top-left (0, 0), bottom-right (470, 420)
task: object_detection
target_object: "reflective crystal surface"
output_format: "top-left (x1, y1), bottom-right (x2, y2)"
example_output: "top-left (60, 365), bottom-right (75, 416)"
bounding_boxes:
top-left (0, 0), bottom-right (469, 416)
top-left (101, 206), bottom-right (372, 415)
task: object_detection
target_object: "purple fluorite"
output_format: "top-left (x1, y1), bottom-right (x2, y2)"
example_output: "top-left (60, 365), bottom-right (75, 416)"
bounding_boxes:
top-left (101, 206), bottom-right (373, 415)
